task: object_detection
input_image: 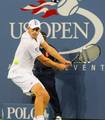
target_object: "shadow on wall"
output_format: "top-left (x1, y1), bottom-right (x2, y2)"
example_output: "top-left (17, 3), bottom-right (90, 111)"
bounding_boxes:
top-left (55, 53), bottom-right (87, 119)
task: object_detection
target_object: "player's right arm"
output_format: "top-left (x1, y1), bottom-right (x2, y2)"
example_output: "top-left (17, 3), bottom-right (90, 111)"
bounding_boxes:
top-left (37, 54), bottom-right (69, 71)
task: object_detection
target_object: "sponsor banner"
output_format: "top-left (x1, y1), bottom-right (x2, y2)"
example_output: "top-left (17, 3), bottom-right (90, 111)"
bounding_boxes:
top-left (1, 103), bottom-right (34, 120)
top-left (1, 103), bottom-right (50, 120)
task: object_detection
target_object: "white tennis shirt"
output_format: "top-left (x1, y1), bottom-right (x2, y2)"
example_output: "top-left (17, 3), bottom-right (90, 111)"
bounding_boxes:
top-left (9, 31), bottom-right (44, 76)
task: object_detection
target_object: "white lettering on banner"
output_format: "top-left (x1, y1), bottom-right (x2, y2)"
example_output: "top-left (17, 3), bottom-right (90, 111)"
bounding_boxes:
top-left (73, 64), bottom-right (105, 71)
top-left (91, 65), bottom-right (96, 71)
top-left (9, 22), bottom-right (23, 39)
top-left (73, 22), bottom-right (89, 39)
top-left (100, 64), bottom-right (104, 71)
top-left (15, 107), bottom-right (23, 119)
top-left (7, 107), bottom-right (15, 119)
top-left (74, 64), bottom-right (78, 71)
top-left (7, 107), bottom-right (34, 119)
top-left (83, 64), bottom-right (87, 71)
top-left (9, 22), bottom-right (90, 40)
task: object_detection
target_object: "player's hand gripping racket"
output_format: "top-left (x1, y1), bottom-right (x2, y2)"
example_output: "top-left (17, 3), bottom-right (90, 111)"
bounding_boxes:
top-left (71, 44), bottom-right (101, 64)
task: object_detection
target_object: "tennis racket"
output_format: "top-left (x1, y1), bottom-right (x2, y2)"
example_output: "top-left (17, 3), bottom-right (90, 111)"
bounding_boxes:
top-left (70, 44), bottom-right (101, 64)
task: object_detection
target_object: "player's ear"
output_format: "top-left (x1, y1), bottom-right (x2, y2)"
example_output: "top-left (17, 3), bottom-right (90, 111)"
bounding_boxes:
top-left (26, 26), bottom-right (29, 31)
top-left (25, 22), bottom-right (30, 30)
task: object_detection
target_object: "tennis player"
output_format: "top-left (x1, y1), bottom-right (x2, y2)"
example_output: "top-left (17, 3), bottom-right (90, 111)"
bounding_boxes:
top-left (7, 19), bottom-right (72, 120)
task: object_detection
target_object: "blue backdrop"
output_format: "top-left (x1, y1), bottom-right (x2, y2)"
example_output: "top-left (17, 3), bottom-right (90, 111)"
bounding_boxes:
top-left (0, 0), bottom-right (105, 119)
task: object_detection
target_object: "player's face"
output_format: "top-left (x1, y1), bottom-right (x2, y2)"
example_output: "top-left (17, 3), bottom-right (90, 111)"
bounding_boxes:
top-left (28, 27), bottom-right (40, 39)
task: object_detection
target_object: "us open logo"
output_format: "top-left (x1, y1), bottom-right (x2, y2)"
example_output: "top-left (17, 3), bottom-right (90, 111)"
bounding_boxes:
top-left (10, 0), bottom-right (104, 55)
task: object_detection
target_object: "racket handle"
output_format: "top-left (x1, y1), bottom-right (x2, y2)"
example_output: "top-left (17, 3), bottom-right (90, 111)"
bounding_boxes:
top-left (71, 59), bottom-right (75, 63)
top-left (71, 59), bottom-right (77, 64)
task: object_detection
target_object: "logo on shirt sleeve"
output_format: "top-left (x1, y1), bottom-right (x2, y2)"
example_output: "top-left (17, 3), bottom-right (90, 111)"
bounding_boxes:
top-left (35, 47), bottom-right (40, 52)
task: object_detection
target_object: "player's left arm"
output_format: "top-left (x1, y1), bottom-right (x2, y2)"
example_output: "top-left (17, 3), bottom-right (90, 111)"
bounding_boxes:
top-left (41, 41), bottom-right (72, 65)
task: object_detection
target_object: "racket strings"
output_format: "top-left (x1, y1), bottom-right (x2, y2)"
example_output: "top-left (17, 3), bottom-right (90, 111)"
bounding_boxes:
top-left (79, 45), bottom-right (100, 63)
top-left (71, 44), bottom-right (101, 64)
top-left (80, 49), bottom-right (90, 63)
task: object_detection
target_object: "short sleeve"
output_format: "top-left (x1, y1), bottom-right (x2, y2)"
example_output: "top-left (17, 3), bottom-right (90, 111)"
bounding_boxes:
top-left (28, 42), bottom-right (42, 59)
